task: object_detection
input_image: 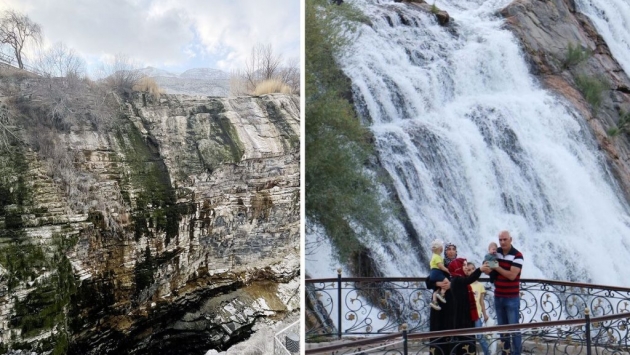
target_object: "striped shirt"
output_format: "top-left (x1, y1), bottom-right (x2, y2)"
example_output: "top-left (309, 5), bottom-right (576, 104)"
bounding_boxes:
top-left (494, 246), bottom-right (523, 298)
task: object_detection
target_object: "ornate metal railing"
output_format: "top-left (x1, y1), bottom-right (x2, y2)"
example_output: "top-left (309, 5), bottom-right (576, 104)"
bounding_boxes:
top-left (274, 320), bottom-right (301, 355)
top-left (306, 273), bottom-right (630, 339)
top-left (306, 312), bottom-right (630, 354)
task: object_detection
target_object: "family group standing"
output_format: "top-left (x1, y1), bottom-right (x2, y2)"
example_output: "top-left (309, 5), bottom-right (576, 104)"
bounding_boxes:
top-left (426, 230), bottom-right (524, 355)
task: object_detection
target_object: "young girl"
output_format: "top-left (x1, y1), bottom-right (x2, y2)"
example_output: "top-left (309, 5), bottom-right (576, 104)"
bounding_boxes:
top-left (484, 242), bottom-right (499, 268)
top-left (428, 239), bottom-right (450, 310)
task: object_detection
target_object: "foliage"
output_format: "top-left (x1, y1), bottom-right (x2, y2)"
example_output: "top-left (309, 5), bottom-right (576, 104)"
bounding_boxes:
top-left (253, 78), bottom-right (292, 95)
top-left (306, 0), bottom-right (390, 261)
top-left (0, 147), bottom-right (29, 212)
top-left (306, 0), bottom-right (366, 85)
top-left (115, 118), bottom-right (181, 243)
top-left (607, 110), bottom-right (630, 137)
top-left (1, 233), bottom-right (77, 353)
top-left (562, 42), bottom-right (591, 69)
top-left (431, 2), bottom-right (440, 14)
top-left (575, 74), bottom-right (608, 109)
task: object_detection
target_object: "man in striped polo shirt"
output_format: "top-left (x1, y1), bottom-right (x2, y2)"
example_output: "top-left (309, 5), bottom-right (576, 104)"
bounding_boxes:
top-left (488, 230), bottom-right (523, 355)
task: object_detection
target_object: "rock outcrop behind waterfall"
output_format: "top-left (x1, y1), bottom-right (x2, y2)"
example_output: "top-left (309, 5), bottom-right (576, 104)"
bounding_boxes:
top-left (501, 0), bottom-right (630, 203)
top-left (0, 70), bottom-right (300, 354)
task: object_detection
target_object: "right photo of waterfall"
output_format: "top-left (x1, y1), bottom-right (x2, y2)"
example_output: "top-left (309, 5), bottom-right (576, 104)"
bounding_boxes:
top-left (305, 0), bottom-right (630, 352)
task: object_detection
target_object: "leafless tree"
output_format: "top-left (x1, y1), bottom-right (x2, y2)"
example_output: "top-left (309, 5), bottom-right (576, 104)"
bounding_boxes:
top-left (244, 43), bottom-right (283, 92)
top-left (0, 9), bottom-right (42, 69)
top-left (231, 43), bottom-right (300, 95)
top-left (100, 53), bottom-right (144, 94)
top-left (35, 42), bottom-right (85, 80)
top-left (229, 68), bottom-right (249, 96)
top-left (278, 56), bottom-right (300, 95)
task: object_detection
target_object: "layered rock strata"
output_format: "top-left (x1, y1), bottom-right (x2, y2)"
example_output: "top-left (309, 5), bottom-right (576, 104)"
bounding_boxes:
top-left (0, 78), bottom-right (300, 355)
top-left (500, 0), bottom-right (630, 202)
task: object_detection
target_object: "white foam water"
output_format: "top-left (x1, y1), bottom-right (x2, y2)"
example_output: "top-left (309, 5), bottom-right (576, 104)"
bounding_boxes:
top-left (307, 0), bottom-right (630, 286)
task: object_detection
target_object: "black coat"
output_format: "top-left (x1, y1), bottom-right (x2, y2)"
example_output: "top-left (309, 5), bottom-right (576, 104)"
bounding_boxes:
top-left (426, 268), bottom-right (482, 355)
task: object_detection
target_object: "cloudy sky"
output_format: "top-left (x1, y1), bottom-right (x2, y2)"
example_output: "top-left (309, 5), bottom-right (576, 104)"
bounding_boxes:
top-left (0, 0), bottom-right (300, 76)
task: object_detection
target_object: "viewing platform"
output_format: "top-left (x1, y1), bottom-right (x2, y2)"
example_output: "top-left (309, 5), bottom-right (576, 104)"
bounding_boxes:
top-left (306, 272), bottom-right (630, 354)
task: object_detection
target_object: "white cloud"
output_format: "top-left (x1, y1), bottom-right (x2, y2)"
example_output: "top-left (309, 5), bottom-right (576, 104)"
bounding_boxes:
top-left (0, 0), bottom-right (299, 74)
top-left (151, 0), bottom-right (300, 70)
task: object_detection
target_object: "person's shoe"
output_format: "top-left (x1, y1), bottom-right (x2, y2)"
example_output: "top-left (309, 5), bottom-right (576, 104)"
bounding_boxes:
top-left (436, 293), bottom-right (447, 303)
top-left (430, 302), bottom-right (442, 311)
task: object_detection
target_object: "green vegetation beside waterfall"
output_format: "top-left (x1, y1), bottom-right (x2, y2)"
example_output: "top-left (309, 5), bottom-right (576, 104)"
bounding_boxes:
top-left (306, 0), bottom-right (390, 262)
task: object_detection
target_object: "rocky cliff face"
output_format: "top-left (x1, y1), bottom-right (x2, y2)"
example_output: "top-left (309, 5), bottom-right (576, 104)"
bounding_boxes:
top-left (0, 73), bottom-right (300, 354)
top-left (500, 0), bottom-right (630, 203)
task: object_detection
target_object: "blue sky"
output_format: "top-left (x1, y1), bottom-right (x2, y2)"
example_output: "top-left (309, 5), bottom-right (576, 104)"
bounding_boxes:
top-left (0, 0), bottom-right (300, 76)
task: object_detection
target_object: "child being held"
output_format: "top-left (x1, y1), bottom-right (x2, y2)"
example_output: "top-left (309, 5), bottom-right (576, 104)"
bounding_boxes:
top-left (484, 242), bottom-right (499, 269)
top-left (428, 239), bottom-right (450, 310)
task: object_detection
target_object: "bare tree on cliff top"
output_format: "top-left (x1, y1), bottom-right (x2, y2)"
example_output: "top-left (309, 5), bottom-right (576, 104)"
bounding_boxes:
top-left (244, 43), bottom-right (283, 91)
top-left (278, 56), bottom-right (300, 94)
top-left (0, 10), bottom-right (42, 69)
top-left (100, 53), bottom-right (144, 94)
top-left (231, 43), bottom-right (299, 96)
top-left (35, 42), bottom-right (85, 80)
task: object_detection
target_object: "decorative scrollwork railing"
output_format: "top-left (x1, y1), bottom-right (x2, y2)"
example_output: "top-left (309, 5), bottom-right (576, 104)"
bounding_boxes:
top-left (306, 312), bottom-right (630, 355)
top-left (274, 320), bottom-right (300, 355)
top-left (305, 274), bottom-right (630, 340)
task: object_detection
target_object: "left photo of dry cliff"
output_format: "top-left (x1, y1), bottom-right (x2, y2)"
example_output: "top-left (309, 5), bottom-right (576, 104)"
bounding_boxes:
top-left (0, 1), bottom-right (301, 354)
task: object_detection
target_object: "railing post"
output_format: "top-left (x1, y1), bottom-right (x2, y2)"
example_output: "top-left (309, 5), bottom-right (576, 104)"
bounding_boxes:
top-left (337, 268), bottom-right (342, 340)
top-left (585, 308), bottom-right (591, 355)
top-left (402, 323), bottom-right (408, 355)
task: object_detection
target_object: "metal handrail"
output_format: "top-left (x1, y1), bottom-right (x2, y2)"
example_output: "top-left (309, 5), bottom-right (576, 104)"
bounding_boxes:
top-left (306, 277), bottom-right (630, 293)
top-left (0, 51), bottom-right (42, 76)
top-left (306, 311), bottom-right (630, 354)
top-left (306, 275), bottom-right (630, 343)
top-left (274, 319), bottom-right (300, 355)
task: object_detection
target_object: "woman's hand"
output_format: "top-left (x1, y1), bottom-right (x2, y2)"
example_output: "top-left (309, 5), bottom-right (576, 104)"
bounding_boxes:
top-left (480, 263), bottom-right (491, 274)
top-left (436, 279), bottom-right (451, 290)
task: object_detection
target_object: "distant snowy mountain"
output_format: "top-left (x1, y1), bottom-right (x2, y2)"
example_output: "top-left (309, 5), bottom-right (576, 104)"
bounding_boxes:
top-left (141, 67), bottom-right (230, 97)
top-left (180, 68), bottom-right (229, 81)
top-left (139, 66), bottom-right (178, 78)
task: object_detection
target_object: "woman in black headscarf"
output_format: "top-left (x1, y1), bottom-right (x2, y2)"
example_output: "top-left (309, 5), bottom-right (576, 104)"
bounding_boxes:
top-left (443, 242), bottom-right (457, 267)
top-left (427, 257), bottom-right (490, 355)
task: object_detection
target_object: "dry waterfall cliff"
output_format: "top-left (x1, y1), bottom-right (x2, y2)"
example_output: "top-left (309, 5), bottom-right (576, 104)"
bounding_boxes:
top-left (0, 74), bottom-right (300, 354)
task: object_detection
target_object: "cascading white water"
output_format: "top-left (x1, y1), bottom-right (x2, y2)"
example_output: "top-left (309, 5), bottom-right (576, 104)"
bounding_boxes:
top-left (575, 0), bottom-right (630, 75)
top-left (322, 0), bottom-right (630, 285)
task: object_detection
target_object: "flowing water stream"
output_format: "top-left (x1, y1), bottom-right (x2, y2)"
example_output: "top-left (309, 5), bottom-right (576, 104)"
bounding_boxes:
top-left (312, 0), bottom-right (630, 285)
top-left (576, 0), bottom-right (630, 75)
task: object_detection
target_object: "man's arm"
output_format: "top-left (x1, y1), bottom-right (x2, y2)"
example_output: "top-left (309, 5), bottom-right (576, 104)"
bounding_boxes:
top-left (492, 265), bottom-right (521, 280)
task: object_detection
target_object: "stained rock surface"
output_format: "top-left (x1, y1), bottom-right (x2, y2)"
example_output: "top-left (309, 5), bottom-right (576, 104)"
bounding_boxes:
top-left (0, 75), bottom-right (300, 355)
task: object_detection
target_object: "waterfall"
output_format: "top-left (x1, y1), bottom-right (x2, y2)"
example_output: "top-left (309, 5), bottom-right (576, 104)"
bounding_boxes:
top-left (323, 0), bottom-right (630, 285)
top-left (575, 0), bottom-right (630, 75)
